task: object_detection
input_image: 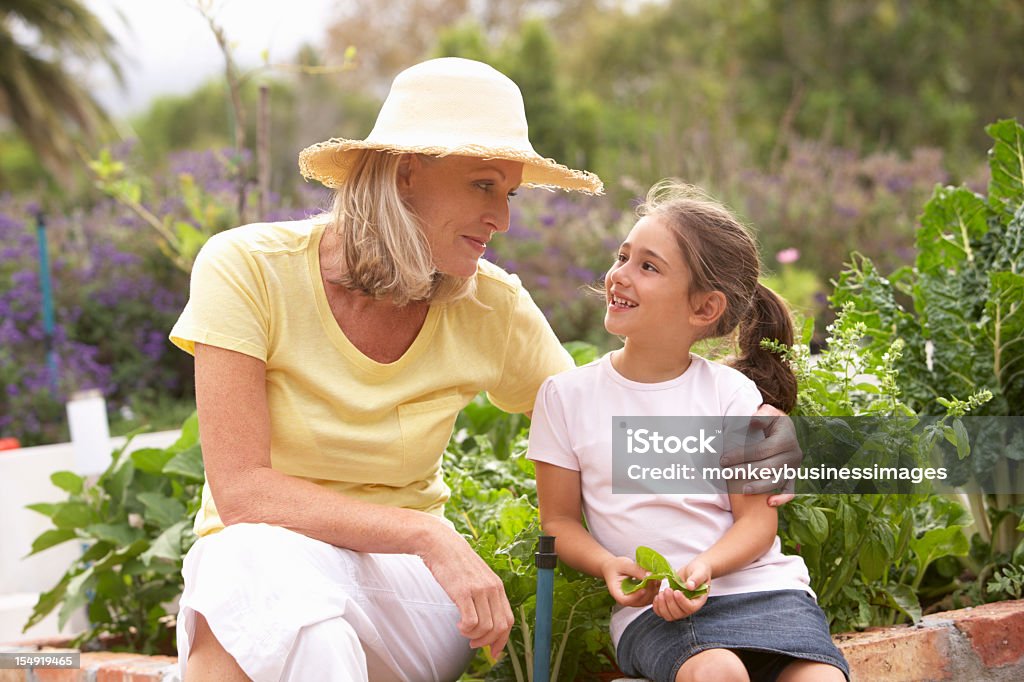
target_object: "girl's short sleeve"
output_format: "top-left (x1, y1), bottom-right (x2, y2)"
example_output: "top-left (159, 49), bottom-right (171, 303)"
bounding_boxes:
top-left (169, 232), bottom-right (271, 361)
top-left (526, 377), bottom-right (580, 471)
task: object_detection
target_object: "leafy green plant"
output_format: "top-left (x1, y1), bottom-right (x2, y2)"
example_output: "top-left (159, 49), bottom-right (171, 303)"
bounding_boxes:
top-left (620, 546), bottom-right (710, 598)
top-left (770, 306), bottom-right (989, 631)
top-left (831, 118), bottom-right (1024, 566)
top-left (987, 564), bottom-right (1024, 600)
top-left (24, 414), bottom-right (204, 653)
top-left (446, 355), bottom-right (616, 682)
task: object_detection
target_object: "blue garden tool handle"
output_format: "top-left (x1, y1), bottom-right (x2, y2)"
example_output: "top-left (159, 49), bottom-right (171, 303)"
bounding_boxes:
top-left (533, 535), bottom-right (557, 682)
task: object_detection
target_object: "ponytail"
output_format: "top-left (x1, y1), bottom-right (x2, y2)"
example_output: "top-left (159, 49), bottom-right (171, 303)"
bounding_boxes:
top-left (730, 283), bottom-right (797, 413)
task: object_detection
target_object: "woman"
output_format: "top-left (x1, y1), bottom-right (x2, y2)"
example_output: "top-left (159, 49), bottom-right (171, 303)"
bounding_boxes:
top-left (171, 58), bottom-right (797, 682)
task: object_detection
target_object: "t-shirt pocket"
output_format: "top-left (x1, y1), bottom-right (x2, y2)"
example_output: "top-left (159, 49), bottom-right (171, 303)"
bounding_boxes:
top-left (397, 393), bottom-right (464, 480)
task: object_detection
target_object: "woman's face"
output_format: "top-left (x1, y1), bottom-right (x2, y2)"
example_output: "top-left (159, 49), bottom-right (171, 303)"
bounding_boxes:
top-left (399, 154), bottom-right (524, 277)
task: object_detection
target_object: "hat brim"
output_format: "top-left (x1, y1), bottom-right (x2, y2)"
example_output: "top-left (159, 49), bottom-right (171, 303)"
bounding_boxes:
top-left (298, 139), bottom-right (604, 195)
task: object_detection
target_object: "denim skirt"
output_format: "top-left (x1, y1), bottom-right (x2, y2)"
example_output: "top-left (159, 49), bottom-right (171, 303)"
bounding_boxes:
top-left (616, 590), bottom-right (849, 682)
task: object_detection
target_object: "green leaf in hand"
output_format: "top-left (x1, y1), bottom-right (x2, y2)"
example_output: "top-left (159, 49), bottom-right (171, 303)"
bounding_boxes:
top-left (620, 546), bottom-right (710, 599)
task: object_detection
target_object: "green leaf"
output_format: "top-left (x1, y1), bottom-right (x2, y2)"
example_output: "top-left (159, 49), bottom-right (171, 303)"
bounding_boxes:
top-left (163, 444), bottom-right (205, 482)
top-left (986, 271), bottom-right (1024, 397)
top-left (916, 186), bottom-right (989, 275)
top-left (25, 502), bottom-right (59, 519)
top-left (909, 526), bottom-right (969, 576)
top-left (883, 583), bottom-right (923, 624)
top-left (50, 471), bottom-right (84, 495)
top-left (620, 577), bottom-right (649, 595)
top-left (137, 492), bottom-right (187, 528)
top-left (51, 502), bottom-right (99, 530)
top-left (986, 119), bottom-right (1024, 209)
top-left (664, 573), bottom-right (710, 599)
top-left (173, 412), bottom-right (200, 451)
top-left (141, 520), bottom-right (190, 565)
top-left (635, 546), bottom-right (673, 575)
top-left (859, 535), bottom-right (890, 582)
top-left (92, 540), bottom-right (149, 572)
top-left (85, 523), bottom-right (146, 546)
top-left (952, 418), bottom-right (971, 460)
top-left (27, 528), bottom-right (77, 556)
top-left (131, 447), bottom-right (176, 474)
top-left (24, 574), bottom-right (70, 630)
top-left (58, 567), bottom-right (95, 630)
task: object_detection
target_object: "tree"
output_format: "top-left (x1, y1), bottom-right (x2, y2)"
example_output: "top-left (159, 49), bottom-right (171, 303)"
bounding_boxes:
top-left (0, 0), bottom-right (122, 182)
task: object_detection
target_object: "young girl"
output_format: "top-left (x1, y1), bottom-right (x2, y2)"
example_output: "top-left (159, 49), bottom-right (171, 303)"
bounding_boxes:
top-left (527, 181), bottom-right (849, 682)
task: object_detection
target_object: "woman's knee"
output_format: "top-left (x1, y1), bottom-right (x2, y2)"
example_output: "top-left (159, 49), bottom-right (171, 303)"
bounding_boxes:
top-left (185, 613), bottom-right (249, 682)
top-left (676, 649), bottom-right (749, 682)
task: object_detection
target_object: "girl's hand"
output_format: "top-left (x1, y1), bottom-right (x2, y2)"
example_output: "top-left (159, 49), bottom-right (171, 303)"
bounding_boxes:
top-left (652, 559), bottom-right (711, 621)
top-left (601, 556), bottom-right (659, 607)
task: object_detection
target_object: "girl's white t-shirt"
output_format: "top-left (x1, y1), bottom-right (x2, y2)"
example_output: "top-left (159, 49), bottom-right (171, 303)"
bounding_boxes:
top-left (527, 352), bottom-right (812, 646)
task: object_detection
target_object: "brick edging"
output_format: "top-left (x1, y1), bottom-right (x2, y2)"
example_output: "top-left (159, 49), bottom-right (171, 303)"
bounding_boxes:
top-left (834, 599), bottom-right (1024, 681)
top-left (3, 599), bottom-right (1023, 681)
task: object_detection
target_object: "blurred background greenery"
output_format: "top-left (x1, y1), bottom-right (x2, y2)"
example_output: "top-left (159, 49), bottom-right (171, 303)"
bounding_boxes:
top-left (2, 0), bottom-right (1023, 444)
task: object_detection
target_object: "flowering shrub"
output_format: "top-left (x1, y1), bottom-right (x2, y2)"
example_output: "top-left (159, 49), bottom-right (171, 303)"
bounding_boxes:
top-left (0, 196), bottom-right (184, 444)
top-left (735, 138), bottom-right (957, 301)
top-left (2, 143), bottom-right (327, 445)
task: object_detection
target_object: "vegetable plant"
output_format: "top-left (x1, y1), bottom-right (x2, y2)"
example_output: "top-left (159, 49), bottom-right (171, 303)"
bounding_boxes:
top-left (831, 118), bottom-right (1024, 584)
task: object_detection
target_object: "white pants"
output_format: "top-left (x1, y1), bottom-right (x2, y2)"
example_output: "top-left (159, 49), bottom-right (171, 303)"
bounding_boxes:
top-left (176, 523), bottom-right (474, 682)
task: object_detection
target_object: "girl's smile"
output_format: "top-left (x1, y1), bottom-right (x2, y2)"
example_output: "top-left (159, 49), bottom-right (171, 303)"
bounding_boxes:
top-left (604, 215), bottom-right (692, 342)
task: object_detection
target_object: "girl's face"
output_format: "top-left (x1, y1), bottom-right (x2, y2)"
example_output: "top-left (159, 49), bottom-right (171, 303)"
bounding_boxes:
top-left (399, 154), bottom-right (523, 277)
top-left (604, 215), bottom-right (698, 343)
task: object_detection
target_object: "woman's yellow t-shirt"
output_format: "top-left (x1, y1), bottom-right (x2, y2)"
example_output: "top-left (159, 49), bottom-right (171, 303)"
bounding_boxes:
top-left (170, 219), bottom-right (573, 536)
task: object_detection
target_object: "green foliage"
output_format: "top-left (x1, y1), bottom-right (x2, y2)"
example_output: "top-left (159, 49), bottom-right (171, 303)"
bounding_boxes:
top-left (987, 564), bottom-right (1024, 600)
top-left (25, 414), bottom-right (205, 654)
top-left (448, 345), bottom-right (616, 681)
top-left (771, 307), bottom-right (988, 631)
top-left (88, 148), bottom-right (241, 273)
top-left (831, 119), bottom-right (1024, 560)
top-left (621, 546), bottom-right (709, 598)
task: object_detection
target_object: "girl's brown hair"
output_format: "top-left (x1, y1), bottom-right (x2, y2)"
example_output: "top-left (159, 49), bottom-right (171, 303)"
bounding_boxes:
top-left (637, 180), bottom-right (797, 412)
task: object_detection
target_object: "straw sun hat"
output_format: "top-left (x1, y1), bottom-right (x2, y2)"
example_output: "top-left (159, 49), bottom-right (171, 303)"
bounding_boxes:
top-left (298, 57), bottom-right (603, 194)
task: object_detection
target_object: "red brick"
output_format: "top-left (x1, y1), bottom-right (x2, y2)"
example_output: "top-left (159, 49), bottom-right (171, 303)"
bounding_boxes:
top-left (33, 669), bottom-right (81, 682)
top-left (834, 625), bottom-right (952, 681)
top-left (0, 669), bottom-right (26, 682)
top-left (95, 654), bottom-right (177, 682)
top-left (79, 652), bottom-right (148, 682)
top-left (948, 599), bottom-right (1024, 668)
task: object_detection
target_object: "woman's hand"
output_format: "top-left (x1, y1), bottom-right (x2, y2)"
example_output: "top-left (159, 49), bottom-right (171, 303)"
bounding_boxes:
top-left (601, 556), bottom-right (659, 607)
top-left (720, 404), bottom-right (801, 506)
top-left (417, 522), bottom-right (514, 655)
top-left (652, 559), bottom-right (710, 621)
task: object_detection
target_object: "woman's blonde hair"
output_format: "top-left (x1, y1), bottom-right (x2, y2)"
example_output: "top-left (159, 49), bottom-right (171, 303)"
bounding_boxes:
top-left (324, 149), bottom-right (475, 306)
top-left (638, 180), bottom-right (797, 412)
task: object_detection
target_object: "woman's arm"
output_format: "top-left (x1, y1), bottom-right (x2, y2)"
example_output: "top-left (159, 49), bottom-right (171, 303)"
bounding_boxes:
top-left (534, 461), bottom-right (657, 607)
top-left (653, 491), bottom-right (777, 621)
top-left (194, 342), bottom-right (513, 652)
